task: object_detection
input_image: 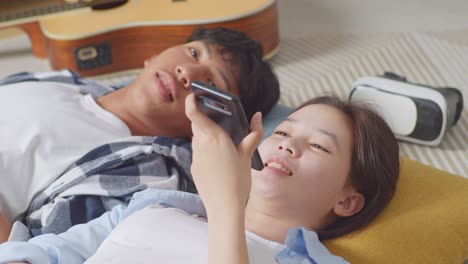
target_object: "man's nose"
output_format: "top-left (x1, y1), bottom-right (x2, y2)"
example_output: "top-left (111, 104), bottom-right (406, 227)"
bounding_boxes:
top-left (175, 64), bottom-right (207, 90)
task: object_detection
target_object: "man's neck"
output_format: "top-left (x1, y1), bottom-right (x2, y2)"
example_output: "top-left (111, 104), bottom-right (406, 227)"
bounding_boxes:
top-left (95, 86), bottom-right (155, 136)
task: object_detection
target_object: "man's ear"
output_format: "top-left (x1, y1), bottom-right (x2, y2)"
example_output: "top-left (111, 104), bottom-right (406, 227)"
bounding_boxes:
top-left (144, 54), bottom-right (158, 67)
top-left (333, 190), bottom-right (365, 217)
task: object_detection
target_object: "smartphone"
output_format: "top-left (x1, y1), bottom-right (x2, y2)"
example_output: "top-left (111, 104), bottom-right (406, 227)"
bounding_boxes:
top-left (190, 81), bottom-right (264, 171)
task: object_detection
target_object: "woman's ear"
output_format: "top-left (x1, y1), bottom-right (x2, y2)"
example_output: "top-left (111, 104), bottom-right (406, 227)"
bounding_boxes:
top-left (333, 190), bottom-right (365, 217)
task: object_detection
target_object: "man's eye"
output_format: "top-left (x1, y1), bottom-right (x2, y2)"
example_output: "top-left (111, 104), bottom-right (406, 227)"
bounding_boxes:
top-left (309, 143), bottom-right (329, 153)
top-left (274, 131), bottom-right (288, 136)
top-left (190, 47), bottom-right (198, 59)
top-left (207, 79), bottom-right (215, 87)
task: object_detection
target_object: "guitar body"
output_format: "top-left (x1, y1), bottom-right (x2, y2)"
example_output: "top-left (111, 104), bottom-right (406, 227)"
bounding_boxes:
top-left (14, 0), bottom-right (279, 77)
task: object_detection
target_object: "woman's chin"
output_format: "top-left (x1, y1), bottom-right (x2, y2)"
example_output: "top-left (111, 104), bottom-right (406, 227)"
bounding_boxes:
top-left (251, 181), bottom-right (284, 199)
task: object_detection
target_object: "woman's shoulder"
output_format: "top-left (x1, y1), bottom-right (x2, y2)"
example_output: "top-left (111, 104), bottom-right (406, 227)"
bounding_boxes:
top-left (124, 189), bottom-right (206, 219)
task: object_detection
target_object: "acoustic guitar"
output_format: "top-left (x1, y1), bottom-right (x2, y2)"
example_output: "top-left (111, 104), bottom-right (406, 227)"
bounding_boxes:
top-left (0, 0), bottom-right (279, 77)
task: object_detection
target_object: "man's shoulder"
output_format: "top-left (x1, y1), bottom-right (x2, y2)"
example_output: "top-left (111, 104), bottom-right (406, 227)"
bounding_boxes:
top-left (0, 69), bottom-right (116, 98)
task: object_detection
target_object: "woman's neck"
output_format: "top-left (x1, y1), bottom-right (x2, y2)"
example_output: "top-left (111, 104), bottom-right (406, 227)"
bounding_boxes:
top-left (244, 196), bottom-right (303, 244)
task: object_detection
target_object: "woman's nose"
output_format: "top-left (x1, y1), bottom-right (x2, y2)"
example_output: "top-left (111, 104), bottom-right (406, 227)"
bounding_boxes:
top-left (277, 141), bottom-right (300, 157)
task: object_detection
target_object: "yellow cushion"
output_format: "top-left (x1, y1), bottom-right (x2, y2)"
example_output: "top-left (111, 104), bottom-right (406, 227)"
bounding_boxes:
top-left (323, 158), bottom-right (468, 264)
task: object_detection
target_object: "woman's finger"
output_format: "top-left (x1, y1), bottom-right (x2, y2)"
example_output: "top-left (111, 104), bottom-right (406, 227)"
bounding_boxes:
top-left (185, 94), bottom-right (225, 136)
top-left (238, 112), bottom-right (264, 159)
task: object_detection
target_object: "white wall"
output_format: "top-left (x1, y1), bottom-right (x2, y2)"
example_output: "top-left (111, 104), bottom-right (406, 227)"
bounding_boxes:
top-left (278, 0), bottom-right (468, 37)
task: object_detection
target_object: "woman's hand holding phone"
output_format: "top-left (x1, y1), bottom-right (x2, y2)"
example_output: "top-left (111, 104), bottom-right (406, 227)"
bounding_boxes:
top-left (185, 93), bottom-right (263, 214)
top-left (188, 80), bottom-right (266, 263)
top-left (190, 81), bottom-right (264, 171)
top-left (186, 93), bottom-right (263, 264)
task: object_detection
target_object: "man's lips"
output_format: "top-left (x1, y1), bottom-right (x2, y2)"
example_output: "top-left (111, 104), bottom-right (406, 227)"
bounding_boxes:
top-left (264, 157), bottom-right (293, 176)
top-left (154, 71), bottom-right (178, 102)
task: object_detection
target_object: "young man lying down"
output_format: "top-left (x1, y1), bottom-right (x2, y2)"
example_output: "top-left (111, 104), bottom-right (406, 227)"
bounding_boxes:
top-left (0, 27), bottom-right (280, 243)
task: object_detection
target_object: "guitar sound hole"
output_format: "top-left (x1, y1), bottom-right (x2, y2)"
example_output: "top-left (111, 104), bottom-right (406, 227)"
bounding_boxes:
top-left (172, 0), bottom-right (187, 2)
top-left (92, 0), bottom-right (128, 10)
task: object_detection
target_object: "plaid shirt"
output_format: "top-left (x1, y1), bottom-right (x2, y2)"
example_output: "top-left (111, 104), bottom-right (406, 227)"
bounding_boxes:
top-left (1, 70), bottom-right (194, 238)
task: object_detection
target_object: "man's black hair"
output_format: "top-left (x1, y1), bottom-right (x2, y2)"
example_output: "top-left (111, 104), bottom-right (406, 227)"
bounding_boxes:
top-left (187, 27), bottom-right (280, 121)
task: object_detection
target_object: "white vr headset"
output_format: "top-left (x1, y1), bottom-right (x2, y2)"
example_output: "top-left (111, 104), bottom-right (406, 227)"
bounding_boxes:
top-left (349, 72), bottom-right (463, 146)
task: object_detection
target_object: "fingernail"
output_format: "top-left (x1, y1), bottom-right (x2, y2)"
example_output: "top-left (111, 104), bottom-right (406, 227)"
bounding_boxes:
top-left (256, 112), bottom-right (262, 125)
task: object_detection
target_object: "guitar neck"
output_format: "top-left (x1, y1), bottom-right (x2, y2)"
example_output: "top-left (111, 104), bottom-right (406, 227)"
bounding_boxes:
top-left (0, 0), bottom-right (279, 76)
top-left (0, 0), bottom-right (126, 27)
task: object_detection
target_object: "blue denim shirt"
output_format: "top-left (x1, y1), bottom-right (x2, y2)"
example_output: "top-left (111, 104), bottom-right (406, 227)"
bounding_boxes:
top-left (0, 189), bottom-right (349, 264)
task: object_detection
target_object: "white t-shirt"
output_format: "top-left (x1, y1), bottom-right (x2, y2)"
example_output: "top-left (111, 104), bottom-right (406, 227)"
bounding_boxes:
top-left (0, 81), bottom-right (131, 221)
top-left (86, 205), bottom-right (285, 264)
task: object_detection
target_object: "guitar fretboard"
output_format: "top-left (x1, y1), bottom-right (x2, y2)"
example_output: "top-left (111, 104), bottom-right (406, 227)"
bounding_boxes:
top-left (0, 0), bottom-right (125, 23)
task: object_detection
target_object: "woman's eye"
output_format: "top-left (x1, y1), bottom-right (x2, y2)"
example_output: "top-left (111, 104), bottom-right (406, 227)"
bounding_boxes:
top-left (309, 143), bottom-right (329, 153)
top-left (190, 47), bottom-right (198, 59)
top-left (274, 131), bottom-right (288, 136)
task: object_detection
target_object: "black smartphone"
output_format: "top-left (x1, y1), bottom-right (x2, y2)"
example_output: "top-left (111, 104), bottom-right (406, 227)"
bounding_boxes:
top-left (190, 81), bottom-right (264, 171)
